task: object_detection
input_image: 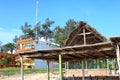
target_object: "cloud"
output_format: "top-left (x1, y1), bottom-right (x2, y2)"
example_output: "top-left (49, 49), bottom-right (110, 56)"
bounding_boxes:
top-left (0, 27), bottom-right (21, 44)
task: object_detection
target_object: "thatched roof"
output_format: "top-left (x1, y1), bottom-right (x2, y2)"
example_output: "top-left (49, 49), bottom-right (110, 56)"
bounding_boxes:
top-left (65, 21), bottom-right (108, 46)
top-left (110, 36), bottom-right (120, 44)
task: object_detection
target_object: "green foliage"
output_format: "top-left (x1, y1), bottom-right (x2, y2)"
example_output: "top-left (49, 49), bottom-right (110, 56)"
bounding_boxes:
top-left (20, 22), bottom-right (34, 39)
top-left (54, 26), bottom-right (67, 46)
top-left (12, 18), bottom-right (78, 47)
top-left (0, 56), bottom-right (11, 65)
top-left (41, 18), bottom-right (54, 39)
top-left (0, 68), bottom-right (59, 76)
top-left (2, 43), bottom-right (16, 53)
top-left (54, 19), bottom-right (78, 46)
top-left (13, 35), bottom-right (19, 43)
top-left (64, 19), bottom-right (77, 35)
top-left (15, 18), bottom-right (54, 41)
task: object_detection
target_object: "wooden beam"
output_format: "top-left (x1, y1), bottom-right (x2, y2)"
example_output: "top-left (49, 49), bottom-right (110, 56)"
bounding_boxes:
top-left (65, 41), bottom-right (112, 49)
top-left (63, 47), bottom-right (114, 55)
top-left (67, 27), bottom-right (83, 46)
top-left (82, 53), bottom-right (97, 59)
top-left (22, 53), bottom-right (60, 58)
top-left (65, 54), bottom-right (83, 59)
top-left (85, 26), bottom-right (107, 42)
top-left (76, 32), bottom-right (92, 35)
top-left (101, 51), bottom-right (112, 57)
top-left (83, 28), bottom-right (86, 45)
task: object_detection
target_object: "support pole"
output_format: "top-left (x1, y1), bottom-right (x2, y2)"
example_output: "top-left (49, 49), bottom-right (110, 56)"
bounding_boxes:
top-left (107, 58), bottom-right (109, 75)
top-left (83, 27), bottom-right (86, 80)
top-left (66, 61), bottom-right (69, 77)
top-left (20, 56), bottom-right (24, 80)
top-left (47, 61), bottom-right (50, 80)
top-left (116, 45), bottom-right (120, 79)
top-left (85, 60), bottom-right (88, 69)
top-left (82, 60), bottom-right (85, 80)
top-left (59, 55), bottom-right (63, 80)
top-left (113, 58), bottom-right (116, 74)
top-left (96, 60), bottom-right (97, 68)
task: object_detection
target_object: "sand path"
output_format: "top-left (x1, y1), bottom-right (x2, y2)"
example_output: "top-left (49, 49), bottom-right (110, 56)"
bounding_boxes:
top-left (0, 73), bottom-right (59, 80)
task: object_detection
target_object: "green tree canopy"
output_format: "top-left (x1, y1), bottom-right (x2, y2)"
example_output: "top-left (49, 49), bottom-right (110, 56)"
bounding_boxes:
top-left (41, 18), bottom-right (54, 40)
top-left (13, 35), bottom-right (19, 43)
top-left (14, 18), bottom-right (54, 41)
top-left (54, 19), bottom-right (78, 46)
top-left (20, 22), bottom-right (34, 39)
top-left (2, 43), bottom-right (16, 53)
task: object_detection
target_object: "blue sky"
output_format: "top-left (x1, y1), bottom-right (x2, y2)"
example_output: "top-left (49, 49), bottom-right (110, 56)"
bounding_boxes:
top-left (0, 0), bottom-right (120, 45)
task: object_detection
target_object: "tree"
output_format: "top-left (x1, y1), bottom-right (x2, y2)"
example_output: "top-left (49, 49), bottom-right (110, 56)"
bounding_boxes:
top-left (2, 43), bottom-right (16, 53)
top-left (54, 19), bottom-right (78, 46)
top-left (41, 18), bottom-right (54, 40)
top-left (18, 18), bottom-right (54, 41)
top-left (21, 22), bottom-right (34, 39)
top-left (64, 19), bottom-right (77, 35)
top-left (13, 35), bottom-right (19, 43)
top-left (54, 26), bottom-right (66, 46)
top-left (33, 22), bottom-right (41, 38)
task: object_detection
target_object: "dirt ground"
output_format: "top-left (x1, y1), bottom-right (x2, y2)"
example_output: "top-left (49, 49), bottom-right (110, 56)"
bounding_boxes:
top-left (0, 73), bottom-right (59, 80)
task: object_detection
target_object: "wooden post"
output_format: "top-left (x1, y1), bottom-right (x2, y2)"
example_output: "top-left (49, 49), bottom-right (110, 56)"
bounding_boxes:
top-left (20, 56), bottom-right (24, 80)
top-left (82, 60), bottom-right (85, 80)
top-left (97, 60), bottom-right (100, 69)
top-left (51, 61), bottom-right (54, 73)
top-left (107, 58), bottom-right (109, 75)
top-left (116, 45), bottom-right (120, 79)
top-left (74, 61), bottom-right (77, 69)
top-left (66, 61), bottom-right (69, 78)
top-left (86, 60), bottom-right (88, 69)
top-left (83, 26), bottom-right (86, 80)
top-left (96, 60), bottom-right (97, 69)
top-left (47, 61), bottom-right (50, 80)
top-left (113, 58), bottom-right (116, 74)
top-left (59, 55), bottom-right (62, 80)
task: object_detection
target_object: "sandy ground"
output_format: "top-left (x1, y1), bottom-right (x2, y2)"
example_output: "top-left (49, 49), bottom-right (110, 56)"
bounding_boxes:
top-left (0, 73), bottom-right (59, 80)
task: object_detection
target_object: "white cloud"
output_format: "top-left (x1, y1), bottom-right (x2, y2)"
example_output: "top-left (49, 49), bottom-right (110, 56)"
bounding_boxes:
top-left (0, 27), bottom-right (21, 45)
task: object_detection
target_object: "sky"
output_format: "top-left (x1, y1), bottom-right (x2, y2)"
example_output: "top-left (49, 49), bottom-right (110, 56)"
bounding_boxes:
top-left (0, 0), bottom-right (120, 45)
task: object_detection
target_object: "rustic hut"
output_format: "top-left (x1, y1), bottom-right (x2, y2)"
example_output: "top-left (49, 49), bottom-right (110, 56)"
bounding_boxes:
top-left (19, 22), bottom-right (120, 80)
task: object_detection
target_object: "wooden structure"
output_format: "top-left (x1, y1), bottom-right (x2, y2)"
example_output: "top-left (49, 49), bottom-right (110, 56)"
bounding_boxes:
top-left (17, 38), bottom-right (35, 53)
top-left (17, 38), bottom-right (35, 69)
top-left (0, 52), bottom-right (16, 68)
top-left (19, 22), bottom-right (120, 80)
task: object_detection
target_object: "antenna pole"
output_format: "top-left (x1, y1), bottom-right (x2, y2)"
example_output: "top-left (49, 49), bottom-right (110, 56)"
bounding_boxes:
top-left (36, 0), bottom-right (38, 24)
top-left (35, 0), bottom-right (38, 42)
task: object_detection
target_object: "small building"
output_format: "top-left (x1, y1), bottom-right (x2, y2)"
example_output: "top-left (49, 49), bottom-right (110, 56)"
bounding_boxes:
top-left (16, 38), bottom-right (35, 69)
top-left (17, 37), bottom-right (60, 69)
top-left (17, 38), bottom-right (35, 53)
